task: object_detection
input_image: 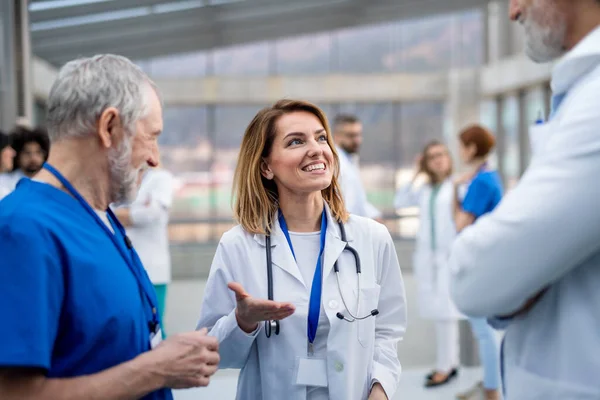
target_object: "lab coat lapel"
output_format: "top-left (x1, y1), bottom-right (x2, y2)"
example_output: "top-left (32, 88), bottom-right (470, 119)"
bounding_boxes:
top-left (322, 204), bottom-right (352, 280)
top-left (253, 215), bottom-right (305, 286)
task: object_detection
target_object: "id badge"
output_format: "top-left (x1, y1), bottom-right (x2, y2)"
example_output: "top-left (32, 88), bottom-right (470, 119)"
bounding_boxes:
top-left (295, 357), bottom-right (328, 388)
top-left (150, 327), bottom-right (163, 349)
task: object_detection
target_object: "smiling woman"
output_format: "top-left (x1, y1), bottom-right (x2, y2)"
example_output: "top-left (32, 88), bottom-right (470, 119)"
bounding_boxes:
top-left (197, 99), bottom-right (407, 400)
top-left (233, 99), bottom-right (347, 235)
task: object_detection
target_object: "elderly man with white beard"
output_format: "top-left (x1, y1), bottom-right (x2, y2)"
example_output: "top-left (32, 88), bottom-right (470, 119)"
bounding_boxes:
top-left (0, 55), bottom-right (219, 400)
top-left (450, 1), bottom-right (600, 399)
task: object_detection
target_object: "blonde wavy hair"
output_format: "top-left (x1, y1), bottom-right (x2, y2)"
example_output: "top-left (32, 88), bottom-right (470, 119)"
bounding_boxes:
top-left (233, 99), bottom-right (348, 235)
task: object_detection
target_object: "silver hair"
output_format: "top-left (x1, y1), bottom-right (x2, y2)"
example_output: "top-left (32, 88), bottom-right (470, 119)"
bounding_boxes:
top-left (46, 54), bottom-right (160, 142)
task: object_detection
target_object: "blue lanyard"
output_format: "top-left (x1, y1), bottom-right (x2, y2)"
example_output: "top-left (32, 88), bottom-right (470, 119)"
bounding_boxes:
top-left (42, 163), bottom-right (159, 331)
top-left (278, 210), bottom-right (327, 345)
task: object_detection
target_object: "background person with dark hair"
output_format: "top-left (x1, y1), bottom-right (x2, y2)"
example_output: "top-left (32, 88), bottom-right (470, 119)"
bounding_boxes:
top-left (332, 114), bottom-right (382, 221)
top-left (0, 131), bottom-right (17, 200)
top-left (10, 125), bottom-right (50, 179)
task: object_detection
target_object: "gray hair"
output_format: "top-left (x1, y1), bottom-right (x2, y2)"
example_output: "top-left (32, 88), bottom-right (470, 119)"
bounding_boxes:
top-left (46, 54), bottom-right (160, 142)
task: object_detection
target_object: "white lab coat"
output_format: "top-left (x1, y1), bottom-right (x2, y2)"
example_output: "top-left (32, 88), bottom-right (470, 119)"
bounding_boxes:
top-left (394, 179), bottom-right (462, 320)
top-left (197, 204), bottom-right (407, 400)
top-left (449, 26), bottom-right (600, 400)
top-left (336, 147), bottom-right (381, 219)
top-left (125, 169), bottom-right (174, 284)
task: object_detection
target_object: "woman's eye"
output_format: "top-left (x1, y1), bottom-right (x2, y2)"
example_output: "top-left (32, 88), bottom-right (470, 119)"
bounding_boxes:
top-left (288, 139), bottom-right (302, 146)
top-left (318, 135), bottom-right (327, 141)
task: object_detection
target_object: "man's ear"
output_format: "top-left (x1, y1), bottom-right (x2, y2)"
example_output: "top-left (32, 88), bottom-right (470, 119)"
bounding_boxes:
top-left (260, 159), bottom-right (274, 180)
top-left (97, 107), bottom-right (122, 148)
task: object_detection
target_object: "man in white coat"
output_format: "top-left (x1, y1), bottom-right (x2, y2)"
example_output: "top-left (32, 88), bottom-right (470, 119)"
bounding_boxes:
top-left (449, 1), bottom-right (600, 399)
top-left (333, 114), bottom-right (382, 220)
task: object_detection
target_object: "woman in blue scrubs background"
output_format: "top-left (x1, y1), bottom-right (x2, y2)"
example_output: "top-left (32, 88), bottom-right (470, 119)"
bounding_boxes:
top-left (453, 124), bottom-right (503, 400)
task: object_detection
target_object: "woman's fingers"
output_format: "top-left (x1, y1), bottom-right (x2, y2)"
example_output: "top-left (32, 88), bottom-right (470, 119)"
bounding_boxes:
top-left (227, 282), bottom-right (249, 301)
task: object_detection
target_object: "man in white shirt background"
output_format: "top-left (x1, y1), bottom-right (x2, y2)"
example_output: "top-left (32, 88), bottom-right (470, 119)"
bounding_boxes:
top-left (115, 167), bottom-right (175, 334)
top-left (333, 114), bottom-right (382, 221)
top-left (449, 1), bottom-right (600, 399)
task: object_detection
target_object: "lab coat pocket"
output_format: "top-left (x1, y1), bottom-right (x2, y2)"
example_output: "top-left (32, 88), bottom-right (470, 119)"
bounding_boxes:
top-left (356, 284), bottom-right (381, 348)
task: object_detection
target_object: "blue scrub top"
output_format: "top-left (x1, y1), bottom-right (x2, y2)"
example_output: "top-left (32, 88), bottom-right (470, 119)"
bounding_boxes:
top-left (0, 179), bottom-right (172, 400)
top-left (461, 169), bottom-right (504, 219)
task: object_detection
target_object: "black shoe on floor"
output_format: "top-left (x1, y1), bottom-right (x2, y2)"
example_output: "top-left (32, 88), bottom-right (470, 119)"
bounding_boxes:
top-left (424, 367), bottom-right (459, 388)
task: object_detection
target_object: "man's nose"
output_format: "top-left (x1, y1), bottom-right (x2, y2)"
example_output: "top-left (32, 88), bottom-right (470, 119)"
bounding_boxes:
top-left (148, 143), bottom-right (160, 167)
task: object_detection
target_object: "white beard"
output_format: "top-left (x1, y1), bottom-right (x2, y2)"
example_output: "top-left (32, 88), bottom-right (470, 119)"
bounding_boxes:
top-left (522, 1), bottom-right (567, 63)
top-left (107, 136), bottom-right (139, 205)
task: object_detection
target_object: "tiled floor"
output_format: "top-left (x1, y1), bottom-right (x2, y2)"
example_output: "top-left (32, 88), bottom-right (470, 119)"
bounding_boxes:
top-left (172, 367), bottom-right (484, 400)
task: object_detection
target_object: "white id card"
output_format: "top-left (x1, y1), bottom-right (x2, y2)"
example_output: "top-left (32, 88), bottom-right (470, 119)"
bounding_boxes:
top-left (295, 357), bottom-right (328, 387)
top-left (150, 328), bottom-right (163, 349)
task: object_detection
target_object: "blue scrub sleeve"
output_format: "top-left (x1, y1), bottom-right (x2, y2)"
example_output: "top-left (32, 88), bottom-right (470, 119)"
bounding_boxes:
top-left (461, 178), bottom-right (494, 219)
top-left (0, 221), bottom-right (64, 370)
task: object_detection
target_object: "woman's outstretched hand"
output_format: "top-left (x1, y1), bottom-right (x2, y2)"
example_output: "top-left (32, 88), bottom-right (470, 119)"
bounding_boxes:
top-left (228, 282), bottom-right (296, 333)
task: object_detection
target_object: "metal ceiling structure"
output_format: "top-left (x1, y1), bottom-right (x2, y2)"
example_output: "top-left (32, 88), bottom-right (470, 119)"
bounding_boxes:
top-left (30, 0), bottom-right (491, 66)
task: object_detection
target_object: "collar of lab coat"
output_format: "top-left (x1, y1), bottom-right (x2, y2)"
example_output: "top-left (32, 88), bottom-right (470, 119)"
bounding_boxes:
top-left (252, 202), bottom-right (352, 286)
top-left (552, 25), bottom-right (600, 94)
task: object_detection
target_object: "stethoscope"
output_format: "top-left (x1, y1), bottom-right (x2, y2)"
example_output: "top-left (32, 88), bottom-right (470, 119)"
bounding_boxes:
top-left (264, 220), bottom-right (379, 338)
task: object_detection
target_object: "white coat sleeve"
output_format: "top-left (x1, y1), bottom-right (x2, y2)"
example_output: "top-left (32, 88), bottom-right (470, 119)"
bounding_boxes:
top-left (449, 79), bottom-right (600, 318)
top-left (130, 172), bottom-right (174, 226)
top-left (196, 241), bottom-right (260, 369)
top-left (371, 224), bottom-right (407, 398)
top-left (393, 183), bottom-right (422, 210)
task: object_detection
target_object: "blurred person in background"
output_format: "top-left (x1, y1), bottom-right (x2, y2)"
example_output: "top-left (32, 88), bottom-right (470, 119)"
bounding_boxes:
top-left (10, 125), bottom-right (50, 180)
top-left (333, 114), bottom-right (382, 221)
top-left (450, 1), bottom-right (600, 399)
top-left (0, 131), bottom-right (17, 200)
top-left (394, 140), bottom-right (462, 388)
top-left (197, 99), bottom-right (406, 400)
top-left (453, 125), bottom-right (503, 400)
top-left (115, 166), bottom-right (175, 334)
top-left (0, 54), bottom-right (219, 400)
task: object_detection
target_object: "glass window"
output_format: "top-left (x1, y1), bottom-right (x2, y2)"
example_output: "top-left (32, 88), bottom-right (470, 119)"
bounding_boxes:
top-left (397, 102), bottom-right (445, 169)
top-left (213, 42), bottom-right (270, 76)
top-left (159, 107), bottom-right (210, 225)
top-left (501, 95), bottom-right (520, 189)
top-left (213, 105), bottom-right (268, 217)
top-left (334, 23), bottom-right (395, 73)
top-left (275, 33), bottom-right (331, 75)
top-left (392, 102), bottom-right (444, 238)
top-left (137, 52), bottom-right (208, 78)
top-left (479, 98), bottom-right (499, 169)
top-left (394, 13), bottom-right (456, 72)
top-left (459, 9), bottom-right (484, 68)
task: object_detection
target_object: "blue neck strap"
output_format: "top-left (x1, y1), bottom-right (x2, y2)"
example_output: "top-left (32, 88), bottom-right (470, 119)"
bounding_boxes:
top-left (42, 162), bottom-right (159, 329)
top-left (278, 210), bottom-right (327, 345)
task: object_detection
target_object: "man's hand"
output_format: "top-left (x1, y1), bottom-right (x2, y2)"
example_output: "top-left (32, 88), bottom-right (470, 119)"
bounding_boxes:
top-left (368, 382), bottom-right (388, 400)
top-left (147, 328), bottom-right (220, 389)
top-left (228, 282), bottom-right (295, 333)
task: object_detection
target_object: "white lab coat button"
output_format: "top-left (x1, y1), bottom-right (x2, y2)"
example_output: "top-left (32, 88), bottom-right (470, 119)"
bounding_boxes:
top-left (334, 361), bottom-right (344, 372)
top-left (328, 300), bottom-right (338, 309)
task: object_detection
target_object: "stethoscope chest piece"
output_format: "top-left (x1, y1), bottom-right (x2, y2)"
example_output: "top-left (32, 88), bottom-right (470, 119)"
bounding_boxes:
top-left (265, 319), bottom-right (280, 338)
